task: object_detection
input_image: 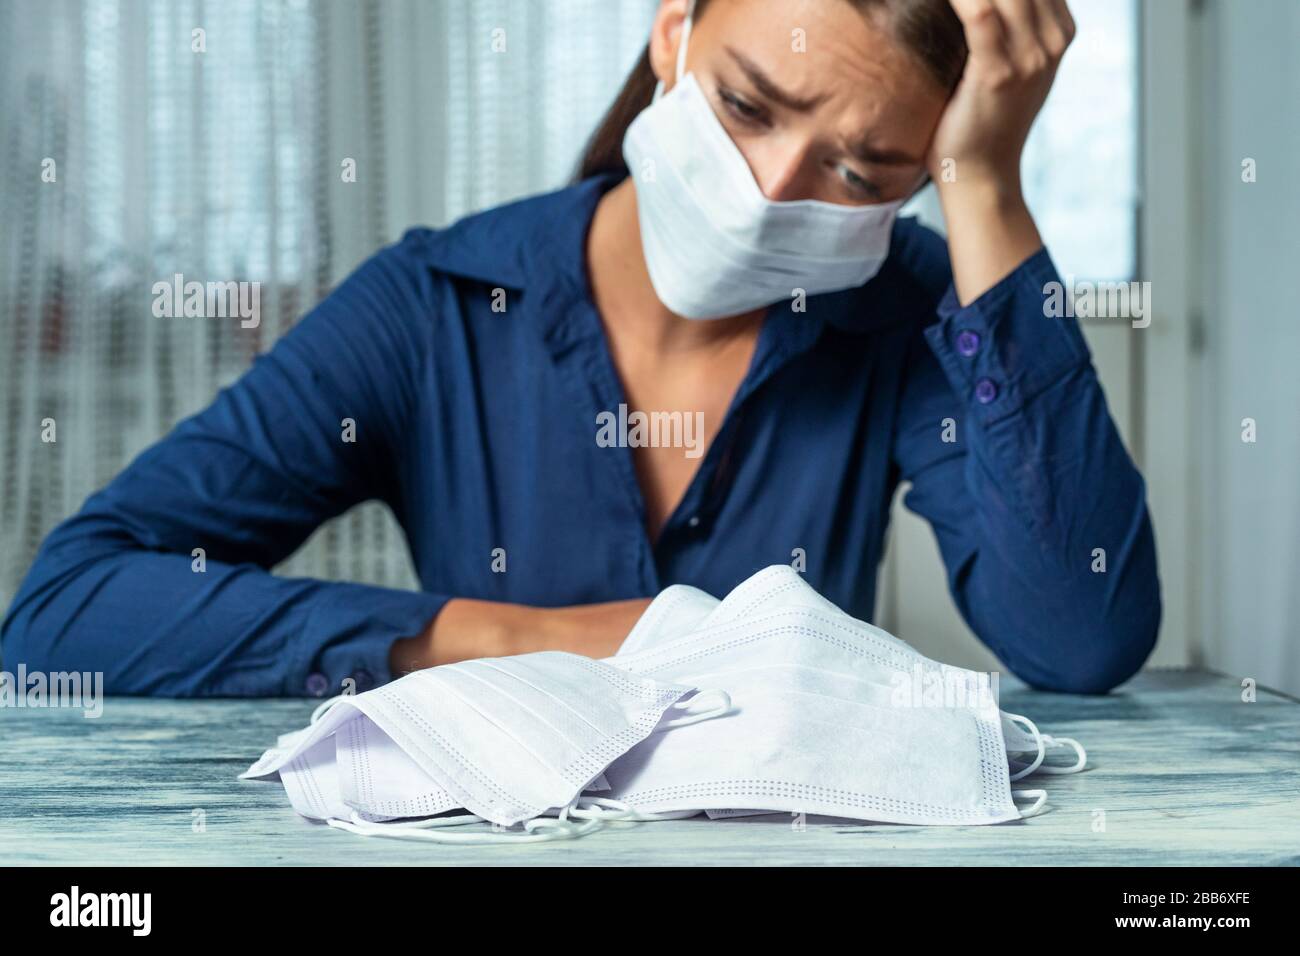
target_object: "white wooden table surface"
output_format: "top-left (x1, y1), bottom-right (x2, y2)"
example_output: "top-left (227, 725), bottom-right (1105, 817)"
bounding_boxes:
top-left (2, 669), bottom-right (1297, 866)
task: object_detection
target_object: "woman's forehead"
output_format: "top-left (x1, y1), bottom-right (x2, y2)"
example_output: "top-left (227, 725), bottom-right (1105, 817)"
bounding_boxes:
top-left (694, 0), bottom-right (947, 142)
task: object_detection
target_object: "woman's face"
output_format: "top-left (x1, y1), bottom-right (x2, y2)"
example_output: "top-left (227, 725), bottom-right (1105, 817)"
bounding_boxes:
top-left (650, 0), bottom-right (948, 205)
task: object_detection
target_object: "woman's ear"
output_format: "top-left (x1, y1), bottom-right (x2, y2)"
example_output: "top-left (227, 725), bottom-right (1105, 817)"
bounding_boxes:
top-left (649, 0), bottom-right (692, 92)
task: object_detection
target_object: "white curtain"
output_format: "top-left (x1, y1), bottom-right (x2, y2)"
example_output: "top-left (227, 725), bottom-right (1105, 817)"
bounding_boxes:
top-left (0, 0), bottom-right (656, 610)
top-left (905, 0), bottom-right (1137, 282)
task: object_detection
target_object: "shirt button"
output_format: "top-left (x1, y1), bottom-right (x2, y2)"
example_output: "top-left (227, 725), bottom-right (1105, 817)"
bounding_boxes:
top-left (305, 672), bottom-right (330, 697)
top-left (352, 669), bottom-right (375, 692)
top-left (955, 329), bottom-right (981, 357)
top-left (687, 515), bottom-right (701, 528)
top-left (974, 378), bottom-right (999, 405)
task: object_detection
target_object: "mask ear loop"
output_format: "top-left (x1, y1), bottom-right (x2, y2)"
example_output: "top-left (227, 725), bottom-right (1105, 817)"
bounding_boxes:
top-left (327, 809), bottom-right (603, 845)
top-left (567, 796), bottom-right (700, 823)
top-left (661, 688), bottom-right (732, 728)
top-left (1036, 735), bottom-right (1088, 774)
top-left (348, 812), bottom-right (485, 829)
top-left (310, 691), bottom-right (362, 726)
top-left (1003, 712), bottom-right (1047, 781)
top-left (1004, 714), bottom-right (1088, 777)
top-left (675, 2), bottom-right (694, 81)
top-left (1011, 789), bottom-right (1048, 819)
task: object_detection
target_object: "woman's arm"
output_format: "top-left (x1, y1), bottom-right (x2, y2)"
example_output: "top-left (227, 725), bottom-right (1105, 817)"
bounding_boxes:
top-left (930, 0), bottom-right (1075, 304)
top-left (0, 234), bottom-right (450, 697)
top-left (389, 597), bottom-right (651, 674)
top-left (884, 0), bottom-right (1159, 693)
top-left (891, 236), bottom-right (1159, 694)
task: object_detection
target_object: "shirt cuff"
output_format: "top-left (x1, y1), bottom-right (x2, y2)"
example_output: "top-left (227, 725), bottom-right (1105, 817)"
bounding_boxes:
top-left (292, 582), bottom-right (449, 698)
top-left (923, 247), bottom-right (1092, 423)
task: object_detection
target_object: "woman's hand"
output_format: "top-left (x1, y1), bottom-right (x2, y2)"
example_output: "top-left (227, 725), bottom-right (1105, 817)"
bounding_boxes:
top-left (929, 0), bottom-right (1076, 305)
top-left (930, 0), bottom-right (1075, 190)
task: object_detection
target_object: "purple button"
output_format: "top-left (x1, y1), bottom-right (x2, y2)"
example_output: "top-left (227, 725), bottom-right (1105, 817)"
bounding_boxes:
top-left (955, 329), bottom-right (981, 357)
top-left (352, 669), bottom-right (375, 692)
top-left (305, 672), bottom-right (330, 697)
top-left (974, 378), bottom-right (998, 405)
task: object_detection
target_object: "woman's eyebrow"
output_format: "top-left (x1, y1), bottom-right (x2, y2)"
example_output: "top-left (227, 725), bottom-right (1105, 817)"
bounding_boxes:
top-left (722, 45), bottom-right (920, 167)
top-left (846, 139), bottom-right (922, 166)
top-left (725, 46), bottom-right (824, 111)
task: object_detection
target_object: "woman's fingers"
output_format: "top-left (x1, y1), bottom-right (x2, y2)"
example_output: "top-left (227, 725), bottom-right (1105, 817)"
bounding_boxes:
top-left (994, 0), bottom-right (1068, 78)
top-left (991, 0), bottom-right (1047, 70)
top-left (950, 0), bottom-right (1072, 73)
top-left (1037, 0), bottom-right (1076, 57)
top-left (1034, 0), bottom-right (1076, 56)
top-left (948, 0), bottom-right (1010, 67)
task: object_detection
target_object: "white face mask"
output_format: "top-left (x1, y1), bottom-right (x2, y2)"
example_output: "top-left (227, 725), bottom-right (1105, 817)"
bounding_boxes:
top-left (618, 565), bottom-right (1087, 776)
top-left (621, 9), bottom-right (907, 320)
top-left (251, 695), bottom-right (466, 822)
top-left (607, 607), bottom-right (1041, 824)
top-left (244, 651), bottom-right (729, 828)
top-left (605, 568), bottom-right (1087, 823)
top-left (277, 735), bottom-right (355, 821)
top-left (266, 690), bottom-right (621, 824)
top-left (618, 583), bottom-right (720, 656)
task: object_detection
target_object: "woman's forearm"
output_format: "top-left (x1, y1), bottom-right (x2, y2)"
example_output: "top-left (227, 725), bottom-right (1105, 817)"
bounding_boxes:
top-left (936, 178), bottom-right (1043, 308)
top-left (388, 596), bottom-right (652, 675)
top-left (926, 0), bottom-right (1075, 306)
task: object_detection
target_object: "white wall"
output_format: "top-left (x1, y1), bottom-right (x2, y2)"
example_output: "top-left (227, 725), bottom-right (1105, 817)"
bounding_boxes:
top-left (1195, 0), bottom-right (1300, 696)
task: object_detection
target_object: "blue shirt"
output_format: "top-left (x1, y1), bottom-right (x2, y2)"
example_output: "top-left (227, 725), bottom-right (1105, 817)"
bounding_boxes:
top-left (1, 172), bottom-right (1160, 696)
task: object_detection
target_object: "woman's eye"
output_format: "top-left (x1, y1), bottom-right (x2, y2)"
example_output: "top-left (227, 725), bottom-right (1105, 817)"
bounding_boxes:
top-left (719, 88), bottom-right (767, 125)
top-left (837, 165), bottom-right (881, 200)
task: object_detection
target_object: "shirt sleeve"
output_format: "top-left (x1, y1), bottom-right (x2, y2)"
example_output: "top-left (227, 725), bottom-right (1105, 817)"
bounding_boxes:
top-left (0, 233), bottom-right (449, 697)
top-left (892, 246), bottom-right (1160, 693)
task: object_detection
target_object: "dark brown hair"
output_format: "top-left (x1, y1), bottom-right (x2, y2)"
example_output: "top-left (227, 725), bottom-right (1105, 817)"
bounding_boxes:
top-left (575, 0), bottom-right (968, 181)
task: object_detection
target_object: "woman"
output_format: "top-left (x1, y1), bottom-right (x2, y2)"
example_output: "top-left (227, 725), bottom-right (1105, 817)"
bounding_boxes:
top-left (1, 0), bottom-right (1158, 697)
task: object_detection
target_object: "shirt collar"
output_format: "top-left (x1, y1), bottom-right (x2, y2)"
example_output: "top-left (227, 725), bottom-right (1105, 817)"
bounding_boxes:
top-left (411, 171), bottom-right (618, 295)
top-left (522, 171), bottom-right (625, 356)
top-left (519, 171), bottom-right (843, 366)
top-left (414, 171), bottom-right (928, 358)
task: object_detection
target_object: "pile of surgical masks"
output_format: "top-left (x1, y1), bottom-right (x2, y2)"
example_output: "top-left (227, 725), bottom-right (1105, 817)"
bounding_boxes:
top-left (241, 566), bottom-right (1086, 845)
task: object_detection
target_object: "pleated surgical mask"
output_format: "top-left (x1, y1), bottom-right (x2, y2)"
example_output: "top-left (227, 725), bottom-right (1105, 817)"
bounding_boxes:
top-left (267, 689), bottom-right (620, 825)
top-left (244, 651), bottom-right (730, 828)
top-left (621, 565), bottom-right (1087, 775)
top-left (603, 568), bottom-right (1088, 824)
top-left (621, 5), bottom-right (906, 320)
top-left (617, 583), bottom-right (720, 656)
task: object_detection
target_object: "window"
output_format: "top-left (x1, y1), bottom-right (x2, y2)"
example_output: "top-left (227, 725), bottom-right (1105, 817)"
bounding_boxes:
top-left (906, 0), bottom-right (1139, 283)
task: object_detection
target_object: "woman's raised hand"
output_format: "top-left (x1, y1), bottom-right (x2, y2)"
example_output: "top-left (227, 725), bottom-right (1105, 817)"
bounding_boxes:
top-left (929, 0), bottom-right (1075, 305)
top-left (929, 0), bottom-right (1076, 191)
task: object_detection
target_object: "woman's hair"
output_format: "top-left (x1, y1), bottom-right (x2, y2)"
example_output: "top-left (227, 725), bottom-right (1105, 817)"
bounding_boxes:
top-left (574, 0), bottom-right (968, 181)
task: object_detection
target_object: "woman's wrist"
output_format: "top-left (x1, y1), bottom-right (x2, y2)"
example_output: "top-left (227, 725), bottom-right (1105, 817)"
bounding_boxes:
top-left (388, 596), bottom-right (652, 676)
top-left (936, 173), bottom-right (1042, 307)
top-left (389, 598), bottom-right (516, 675)
top-left (529, 599), bottom-right (653, 658)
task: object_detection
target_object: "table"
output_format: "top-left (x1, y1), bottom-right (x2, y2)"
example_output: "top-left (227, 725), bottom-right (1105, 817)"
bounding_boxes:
top-left (2, 669), bottom-right (1297, 866)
